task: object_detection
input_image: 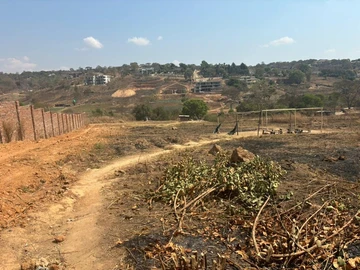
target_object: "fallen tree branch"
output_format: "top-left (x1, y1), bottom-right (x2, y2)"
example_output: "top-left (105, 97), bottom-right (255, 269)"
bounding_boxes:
top-left (252, 196), bottom-right (270, 259)
top-left (275, 209), bottom-right (313, 258)
top-left (280, 184), bottom-right (333, 216)
top-left (295, 201), bottom-right (328, 241)
top-left (107, 197), bottom-right (121, 209)
top-left (265, 212), bottom-right (358, 259)
top-left (173, 189), bottom-right (181, 221)
top-left (178, 196), bottom-right (186, 233)
top-left (178, 187), bottom-right (217, 213)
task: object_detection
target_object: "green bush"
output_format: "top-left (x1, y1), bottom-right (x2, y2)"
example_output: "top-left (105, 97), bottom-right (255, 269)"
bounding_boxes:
top-left (181, 99), bottom-right (208, 119)
top-left (132, 104), bottom-right (151, 120)
top-left (156, 153), bottom-right (284, 212)
top-left (92, 108), bottom-right (104, 117)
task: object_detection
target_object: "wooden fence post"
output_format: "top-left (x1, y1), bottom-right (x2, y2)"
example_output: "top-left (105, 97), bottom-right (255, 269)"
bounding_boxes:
top-left (69, 114), bottom-right (72, 131)
top-left (76, 114), bottom-right (79, 129)
top-left (61, 114), bottom-right (65, 134)
top-left (15, 101), bottom-right (23, 141)
top-left (41, 109), bottom-right (48, 139)
top-left (65, 114), bottom-right (69, 133)
top-left (71, 114), bottom-right (75, 130)
top-left (30, 105), bottom-right (37, 141)
top-left (50, 112), bottom-right (55, 137)
top-left (57, 113), bottom-right (61, 135)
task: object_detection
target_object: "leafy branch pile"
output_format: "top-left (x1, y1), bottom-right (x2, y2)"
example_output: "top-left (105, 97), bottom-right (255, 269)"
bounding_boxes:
top-left (156, 153), bottom-right (284, 212)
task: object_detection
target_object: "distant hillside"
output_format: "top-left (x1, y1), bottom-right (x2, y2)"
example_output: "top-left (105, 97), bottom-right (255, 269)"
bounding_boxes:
top-left (0, 59), bottom-right (359, 120)
top-left (1, 58), bottom-right (360, 95)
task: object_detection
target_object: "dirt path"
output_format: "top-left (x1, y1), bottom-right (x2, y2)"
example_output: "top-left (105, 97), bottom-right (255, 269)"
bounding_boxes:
top-left (0, 128), bottom-right (258, 269)
top-left (0, 124), bottom-right (337, 269)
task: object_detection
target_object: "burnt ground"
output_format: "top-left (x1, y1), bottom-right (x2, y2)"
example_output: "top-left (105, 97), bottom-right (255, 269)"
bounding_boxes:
top-left (1, 119), bottom-right (360, 269)
top-left (97, 128), bottom-right (360, 269)
top-left (220, 131), bottom-right (360, 182)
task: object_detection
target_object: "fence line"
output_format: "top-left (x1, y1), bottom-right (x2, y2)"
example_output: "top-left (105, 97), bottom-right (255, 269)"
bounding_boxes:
top-left (0, 101), bottom-right (87, 143)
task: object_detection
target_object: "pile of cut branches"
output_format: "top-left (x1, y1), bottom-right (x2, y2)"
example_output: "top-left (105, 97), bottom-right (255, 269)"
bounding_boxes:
top-left (154, 153), bottom-right (284, 213)
top-left (251, 185), bottom-right (360, 269)
top-left (147, 152), bottom-right (360, 269)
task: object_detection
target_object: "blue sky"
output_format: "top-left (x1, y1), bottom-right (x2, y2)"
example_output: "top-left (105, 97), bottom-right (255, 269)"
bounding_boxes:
top-left (0, 0), bottom-right (359, 73)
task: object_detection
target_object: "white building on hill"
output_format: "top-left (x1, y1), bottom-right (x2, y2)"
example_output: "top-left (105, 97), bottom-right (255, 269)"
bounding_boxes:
top-left (85, 74), bottom-right (111, 85)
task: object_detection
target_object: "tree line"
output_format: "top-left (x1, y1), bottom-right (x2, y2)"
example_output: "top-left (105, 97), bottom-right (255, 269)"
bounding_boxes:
top-left (132, 99), bottom-right (208, 121)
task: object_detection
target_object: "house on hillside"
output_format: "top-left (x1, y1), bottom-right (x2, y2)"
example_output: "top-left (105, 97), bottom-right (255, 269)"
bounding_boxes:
top-left (85, 74), bottom-right (111, 85)
top-left (238, 76), bottom-right (258, 84)
top-left (139, 67), bottom-right (155, 75)
top-left (193, 77), bottom-right (222, 93)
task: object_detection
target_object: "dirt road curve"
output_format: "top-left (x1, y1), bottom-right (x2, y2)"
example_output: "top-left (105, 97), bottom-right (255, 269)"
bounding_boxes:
top-left (0, 122), bottom-right (258, 269)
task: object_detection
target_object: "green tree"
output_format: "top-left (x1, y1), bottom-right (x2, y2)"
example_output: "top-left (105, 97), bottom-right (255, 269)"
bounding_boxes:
top-left (130, 62), bottom-right (139, 73)
top-left (179, 63), bottom-right (187, 73)
top-left (298, 94), bottom-right (323, 108)
top-left (288, 70), bottom-right (305, 84)
top-left (334, 80), bottom-right (360, 109)
top-left (184, 68), bottom-right (194, 81)
top-left (132, 104), bottom-right (152, 120)
top-left (325, 92), bottom-right (341, 111)
top-left (298, 64), bottom-right (312, 82)
top-left (255, 65), bottom-right (265, 79)
top-left (239, 63), bottom-right (250, 75)
top-left (226, 78), bottom-right (247, 89)
top-left (236, 80), bottom-right (276, 111)
top-left (224, 78), bottom-right (247, 100)
top-left (182, 99), bottom-right (208, 119)
top-left (200, 60), bottom-right (216, 77)
top-left (222, 86), bottom-right (242, 100)
top-left (152, 106), bottom-right (169, 120)
top-left (271, 68), bottom-right (281, 76)
top-left (236, 102), bottom-right (259, 112)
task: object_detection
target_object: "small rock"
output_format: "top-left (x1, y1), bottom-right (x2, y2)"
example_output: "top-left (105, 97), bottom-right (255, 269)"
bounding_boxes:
top-left (21, 261), bottom-right (35, 270)
top-left (230, 147), bottom-right (255, 163)
top-left (323, 156), bottom-right (337, 162)
top-left (36, 257), bottom-right (49, 267)
top-left (49, 264), bottom-right (60, 270)
top-left (115, 239), bottom-right (123, 247)
top-left (208, 144), bottom-right (222, 156)
top-left (172, 127), bottom-right (178, 130)
top-left (338, 155), bottom-right (346, 160)
top-left (53, 235), bottom-right (65, 243)
top-left (115, 170), bottom-right (126, 176)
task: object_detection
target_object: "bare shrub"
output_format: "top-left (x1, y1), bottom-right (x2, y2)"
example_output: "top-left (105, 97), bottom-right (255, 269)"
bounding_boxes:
top-left (2, 121), bottom-right (15, 143)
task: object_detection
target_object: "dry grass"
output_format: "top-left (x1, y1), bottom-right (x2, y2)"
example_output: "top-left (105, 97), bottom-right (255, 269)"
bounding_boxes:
top-left (2, 121), bottom-right (15, 143)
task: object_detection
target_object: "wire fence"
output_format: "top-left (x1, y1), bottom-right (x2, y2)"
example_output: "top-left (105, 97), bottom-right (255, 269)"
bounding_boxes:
top-left (0, 101), bottom-right (87, 143)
